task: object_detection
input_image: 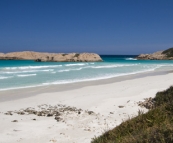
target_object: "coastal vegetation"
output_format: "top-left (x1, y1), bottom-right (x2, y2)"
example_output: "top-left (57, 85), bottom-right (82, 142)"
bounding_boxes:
top-left (91, 86), bottom-right (173, 143)
top-left (162, 47), bottom-right (173, 57)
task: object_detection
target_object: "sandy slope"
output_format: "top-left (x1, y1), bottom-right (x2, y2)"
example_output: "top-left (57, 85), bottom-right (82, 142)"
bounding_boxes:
top-left (0, 72), bottom-right (173, 143)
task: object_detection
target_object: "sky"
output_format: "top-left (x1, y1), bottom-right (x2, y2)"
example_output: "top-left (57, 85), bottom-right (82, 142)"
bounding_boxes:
top-left (0, 0), bottom-right (173, 55)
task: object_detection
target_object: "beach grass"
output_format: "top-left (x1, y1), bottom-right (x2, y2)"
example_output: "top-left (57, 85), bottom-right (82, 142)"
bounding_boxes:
top-left (91, 86), bottom-right (173, 143)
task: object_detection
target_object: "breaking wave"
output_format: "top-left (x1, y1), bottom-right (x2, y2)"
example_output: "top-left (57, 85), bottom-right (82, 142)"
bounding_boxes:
top-left (4, 65), bottom-right (62, 70)
top-left (0, 76), bottom-right (13, 79)
top-left (125, 58), bottom-right (137, 60)
top-left (65, 63), bottom-right (87, 66)
top-left (17, 74), bottom-right (37, 77)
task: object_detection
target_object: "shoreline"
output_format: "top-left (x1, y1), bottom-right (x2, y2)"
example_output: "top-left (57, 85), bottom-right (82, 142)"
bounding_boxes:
top-left (0, 69), bottom-right (172, 102)
top-left (1, 69), bottom-right (173, 143)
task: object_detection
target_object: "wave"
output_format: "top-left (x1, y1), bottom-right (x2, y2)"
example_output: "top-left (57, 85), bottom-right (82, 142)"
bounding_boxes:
top-left (0, 76), bottom-right (12, 79)
top-left (57, 64), bottom-right (140, 72)
top-left (58, 69), bottom-right (70, 72)
top-left (58, 68), bottom-right (83, 72)
top-left (4, 65), bottom-right (62, 70)
top-left (65, 63), bottom-right (87, 66)
top-left (17, 74), bottom-right (37, 77)
top-left (3, 69), bottom-right (54, 74)
top-left (42, 68), bottom-right (157, 86)
top-left (0, 66), bottom-right (162, 91)
top-left (92, 65), bottom-right (118, 69)
top-left (92, 64), bottom-right (138, 69)
top-left (125, 58), bottom-right (137, 60)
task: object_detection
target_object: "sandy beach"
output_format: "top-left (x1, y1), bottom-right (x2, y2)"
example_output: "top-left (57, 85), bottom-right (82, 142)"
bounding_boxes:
top-left (1, 70), bottom-right (173, 143)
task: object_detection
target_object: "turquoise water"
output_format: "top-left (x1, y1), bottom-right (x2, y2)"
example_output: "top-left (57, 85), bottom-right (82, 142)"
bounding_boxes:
top-left (0, 55), bottom-right (173, 91)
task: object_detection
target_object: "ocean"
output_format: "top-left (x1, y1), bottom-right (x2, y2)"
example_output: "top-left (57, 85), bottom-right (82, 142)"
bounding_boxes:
top-left (0, 55), bottom-right (173, 91)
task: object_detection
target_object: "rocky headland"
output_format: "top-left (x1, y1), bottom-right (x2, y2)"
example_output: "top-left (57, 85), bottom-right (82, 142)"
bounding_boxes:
top-left (136, 47), bottom-right (173, 60)
top-left (0, 51), bottom-right (103, 62)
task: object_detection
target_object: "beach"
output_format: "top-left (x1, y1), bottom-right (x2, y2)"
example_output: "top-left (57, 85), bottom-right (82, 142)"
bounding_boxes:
top-left (1, 70), bottom-right (173, 143)
top-left (1, 0), bottom-right (173, 142)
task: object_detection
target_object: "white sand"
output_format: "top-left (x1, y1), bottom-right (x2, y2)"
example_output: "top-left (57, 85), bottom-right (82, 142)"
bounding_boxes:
top-left (0, 72), bottom-right (173, 143)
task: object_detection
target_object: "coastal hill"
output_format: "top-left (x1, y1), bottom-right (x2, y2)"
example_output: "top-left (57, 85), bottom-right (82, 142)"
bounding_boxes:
top-left (136, 47), bottom-right (173, 60)
top-left (0, 51), bottom-right (103, 62)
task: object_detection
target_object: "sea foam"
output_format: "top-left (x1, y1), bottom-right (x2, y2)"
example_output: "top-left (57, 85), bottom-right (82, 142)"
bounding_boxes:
top-left (17, 74), bottom-right (37, 77)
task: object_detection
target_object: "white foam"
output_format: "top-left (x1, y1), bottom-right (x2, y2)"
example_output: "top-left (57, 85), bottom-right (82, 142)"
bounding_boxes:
top-left (58, 69), bottom-right (70, 72)
top-left (42, 68), bottom-right (157, 86)
top-left (92, 64), bottom-right (138, 69)
top-left (4, 69), bottom-right (54, 74)
top-left (41, 69), bottom-right (54, 72)
top-left (125, 58), bottom-right (137, 60)
top-left (58, 68), bottom-right (83, 72)
top-left (17, 74), bottom-right (37, 77)
top-left (4, 65), bottom-right (62, 70)
top-left (92, 65), bottom-right (118, 69)
top-left (0, 76), bottom-right (12, 79)
top-left (65, 63), bottom-right (87, 66)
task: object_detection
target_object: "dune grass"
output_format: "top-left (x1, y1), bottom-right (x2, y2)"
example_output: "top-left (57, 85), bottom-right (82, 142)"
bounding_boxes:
top-left (91, 86), bottom-right (173, 143)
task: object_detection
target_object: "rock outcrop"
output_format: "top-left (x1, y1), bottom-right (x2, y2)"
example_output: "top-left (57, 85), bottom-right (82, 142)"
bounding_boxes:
top-left (0, 53), bottom-right (5, 57)
top-left (137, 51), bottom-right (168, 60)
top-left (0, 51), bottom-right (103, 62)
top-left (5, 104), bottom-right (96, 123)
top-left (136, 48), bottom-right (173, 60)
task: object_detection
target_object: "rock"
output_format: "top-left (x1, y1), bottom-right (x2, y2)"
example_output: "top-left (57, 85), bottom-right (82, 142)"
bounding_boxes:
top-left (118, 106), bottom-right (124, 108)
top-left (12, 120), bottom-right (18, 122)
top-left (0, 51), bottom-right (103, 62)
top-left (5, 111), bottom-right (13, 115)
top-left (55, 112), bottom-right (61, 116)
top-left (7, 104), bottom-right (88, 123)
top-left (24, 109), bottom-right (37, 115)
top-left (55, 116), bottom-right (62, 122)
top-left (0, 53), bottom-right (4, 57)
top-left (33, 119), bottom-right (36, 120)
top-left (37, 112), bottom-right (43, 116)
top-left (35, 59), bottom-right (41, 62)
top-left (47, 113), bottom-right (53, 117)
top-left (136, 50), bottom-right (173, 60)
top-left (88, 111), bottom-right (94, 115)
top-left (16, 111), bottom-right (25, 115)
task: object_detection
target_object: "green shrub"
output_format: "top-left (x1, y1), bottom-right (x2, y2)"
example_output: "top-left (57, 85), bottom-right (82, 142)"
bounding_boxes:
top-left (162, 48), bottom-right (173, 57)
top-left (91, 86), bottom-right (173, 143)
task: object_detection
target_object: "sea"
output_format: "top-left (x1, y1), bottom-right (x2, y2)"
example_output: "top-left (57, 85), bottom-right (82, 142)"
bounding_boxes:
top-left (0, 55), bottom-right (173, 91)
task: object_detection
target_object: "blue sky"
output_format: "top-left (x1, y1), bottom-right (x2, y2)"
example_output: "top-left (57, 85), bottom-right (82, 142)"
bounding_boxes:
top-left (0, 0), bottom-right (173, 54)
